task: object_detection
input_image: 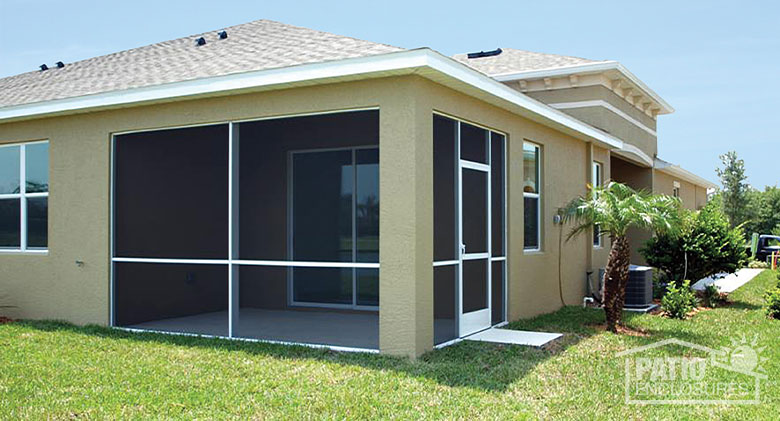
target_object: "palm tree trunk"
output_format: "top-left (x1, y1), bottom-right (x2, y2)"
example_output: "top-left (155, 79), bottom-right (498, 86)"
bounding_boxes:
top-left (603, 235), bottom-right (631, 332)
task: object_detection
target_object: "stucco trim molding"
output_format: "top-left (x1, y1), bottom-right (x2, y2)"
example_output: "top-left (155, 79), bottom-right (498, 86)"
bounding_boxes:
top-left (492, 61), bottom-right (674, 117)
top-left (548, 100), bottom-right (657, 137)
top-left (0, 48), bottom-right (623, 150)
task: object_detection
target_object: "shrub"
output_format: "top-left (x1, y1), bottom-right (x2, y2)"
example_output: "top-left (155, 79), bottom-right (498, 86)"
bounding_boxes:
top-left (748, 260), bottom-right (770, 269)
top-left (652, 274), bottom-right (668, 300)
top-left (765, 287), bottom-right (780, 319)
top-left (700, 284), bottom-right (726, 308)
top-left (661, 280), bottom-right (698, 319)
top-left (641, 203), bottom-right (748, 285)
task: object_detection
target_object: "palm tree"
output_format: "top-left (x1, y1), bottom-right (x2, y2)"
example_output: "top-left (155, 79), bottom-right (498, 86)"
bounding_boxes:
top-left (562, 182), bottom-right (681, 332)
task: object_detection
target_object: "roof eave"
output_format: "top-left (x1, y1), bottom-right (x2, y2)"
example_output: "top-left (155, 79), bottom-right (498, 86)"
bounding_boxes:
top-left (0, 48), bottom-right (623, 150)
top-left (491, 61), bottom-right (674, 115)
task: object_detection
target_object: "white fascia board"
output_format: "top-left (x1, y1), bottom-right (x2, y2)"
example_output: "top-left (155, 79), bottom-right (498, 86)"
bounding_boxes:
top-left (492, 61), bottom-right (674, 115)
top-left (0, 48), bottom-right (622, 149)
top-left (654, 157), bottom-right (718, 189)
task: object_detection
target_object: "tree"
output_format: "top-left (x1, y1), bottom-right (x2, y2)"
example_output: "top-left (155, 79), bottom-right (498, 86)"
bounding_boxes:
top-left (716, 151), bottom-right (749, 228)
top-left (641, 202), bottom-right (748, 283)
top-left (562, 182), bottom-right (681, 332)
top-left (744, 186), bottom-right (780, 236)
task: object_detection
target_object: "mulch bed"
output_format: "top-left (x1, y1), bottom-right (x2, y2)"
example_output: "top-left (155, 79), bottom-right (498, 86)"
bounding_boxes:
top-left (0, 316), bottom-right (15, 324)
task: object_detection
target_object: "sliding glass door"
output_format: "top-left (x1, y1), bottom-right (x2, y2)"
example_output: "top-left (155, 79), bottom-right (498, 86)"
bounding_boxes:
top-left (289, 147), bottom-right (379, 309)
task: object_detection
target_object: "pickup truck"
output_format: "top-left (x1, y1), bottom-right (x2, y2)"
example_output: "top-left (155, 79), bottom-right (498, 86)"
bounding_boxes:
top-left (752, 235), bottom-right (780, 262)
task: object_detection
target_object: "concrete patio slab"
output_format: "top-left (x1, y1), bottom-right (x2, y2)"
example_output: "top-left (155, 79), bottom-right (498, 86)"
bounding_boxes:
top-left (465, 327), bottom-right (562, 347)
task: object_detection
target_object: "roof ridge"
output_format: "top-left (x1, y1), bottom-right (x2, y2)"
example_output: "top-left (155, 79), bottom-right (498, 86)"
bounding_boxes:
top-left (0, 19), bottom-right (403, 83)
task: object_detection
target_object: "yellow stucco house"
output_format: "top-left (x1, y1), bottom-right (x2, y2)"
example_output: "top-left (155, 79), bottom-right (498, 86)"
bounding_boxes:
top-left (0, 20), bottom-right (714, 357)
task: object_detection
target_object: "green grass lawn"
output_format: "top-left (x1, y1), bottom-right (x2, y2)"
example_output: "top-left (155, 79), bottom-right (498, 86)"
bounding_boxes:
top-left (1, 271), bottom-right (778, 420)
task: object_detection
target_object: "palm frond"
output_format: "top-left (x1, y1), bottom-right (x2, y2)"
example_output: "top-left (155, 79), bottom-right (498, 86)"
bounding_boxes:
top-left (561, 181), bottom-right (683, 242)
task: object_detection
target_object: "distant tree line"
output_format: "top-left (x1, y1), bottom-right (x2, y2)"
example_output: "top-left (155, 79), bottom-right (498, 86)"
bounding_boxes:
top-left (715, 151), bottom-right (780, 237)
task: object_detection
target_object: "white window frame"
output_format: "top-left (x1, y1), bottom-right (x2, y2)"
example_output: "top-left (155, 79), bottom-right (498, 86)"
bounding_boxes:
top-left (592, 161), bottom-right (603, 248)
top-left (0, 140), bottom-right (49, 253)
top-left (287, 145), bottom-right (380, 311)
top-left (430, 112), bottom-right (508, 333)
top-left (523, 141), bottom-right (541, 252)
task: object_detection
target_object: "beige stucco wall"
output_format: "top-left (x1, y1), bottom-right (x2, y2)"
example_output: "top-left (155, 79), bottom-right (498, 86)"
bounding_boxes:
top-left (0, 74), bottom-right (610, 356)
top-left (0, 76), bottom-right (437, 357)
top-left (653, 170), bottom-right (706, 210)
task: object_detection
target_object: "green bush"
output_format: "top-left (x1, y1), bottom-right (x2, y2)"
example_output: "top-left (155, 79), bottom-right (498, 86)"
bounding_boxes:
top-left (641, 202), bottom-right (748, 286)
top-left (662, 280), bottom-right (698, 319)
top-left (748, 260), bottom-right (770, 269)
top-left (765, 287), bottom-right (780, 319)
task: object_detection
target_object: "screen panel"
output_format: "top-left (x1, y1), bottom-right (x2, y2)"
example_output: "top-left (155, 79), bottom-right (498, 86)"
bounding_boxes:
top-left (114, 262), bottom-right (228, 334)
top-left (460, 122), bottom-right (488, 164)
top-left (114, 124), bottom-right (229, 259)
top-left (434, 265), bottom-right (457, 345)
top-left (462, 169), bottom-right (488, 254)
top-left (462, 259), bottom-right (488, 313)
top-left (433, 115), bottom-right (457, 262)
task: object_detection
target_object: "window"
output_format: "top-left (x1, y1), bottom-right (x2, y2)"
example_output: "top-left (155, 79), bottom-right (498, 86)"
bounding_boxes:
top-left (592, 161), bottom-right (603, 248)
top-left (0, 141), bottom-right (49, 251)
top-left (290, 147), bottom-right (379, 308)
top-left (673, 181), bottom-right (681, 198)
top-left (523, 142), bottom-right (541, 250)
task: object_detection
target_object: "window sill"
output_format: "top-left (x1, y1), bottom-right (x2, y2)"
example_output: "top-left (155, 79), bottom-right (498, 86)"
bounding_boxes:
top-left (593, 246), bottom-right (604, 250)
top-left (523, 249), bottom-right (543, 255)
top-left (0, 249), bottom-right (48, 256)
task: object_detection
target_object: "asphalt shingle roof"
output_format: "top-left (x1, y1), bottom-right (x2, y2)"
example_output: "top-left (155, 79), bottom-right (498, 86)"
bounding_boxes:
top-left (452, 47), bottom-right (606, 76)
top-left (0, 19), bottom-right (403, 108)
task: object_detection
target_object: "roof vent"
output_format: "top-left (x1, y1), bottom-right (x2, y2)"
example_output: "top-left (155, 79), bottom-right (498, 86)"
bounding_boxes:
top-left (195, 36), bottom-right (206, 46)
top-left (218, 30), bottom-right (228, 39)
top-left (467, 48), bottom-right (502, 59)
top-left (39, 64), bottom-right (48, 71)
top-left (56, 61), bottom-right (65, 68)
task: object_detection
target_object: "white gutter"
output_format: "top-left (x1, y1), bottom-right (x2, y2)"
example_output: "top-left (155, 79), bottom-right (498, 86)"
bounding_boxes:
top-left (0, 48), bottom-right (623, 150)
top-left (491, 61), bottom-right (674, 115)
top-left (654, 158), bottom-right (717, 189)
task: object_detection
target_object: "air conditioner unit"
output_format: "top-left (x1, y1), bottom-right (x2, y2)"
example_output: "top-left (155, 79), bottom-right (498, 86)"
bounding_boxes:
top-left (597, 265), bottom-right (653, 308)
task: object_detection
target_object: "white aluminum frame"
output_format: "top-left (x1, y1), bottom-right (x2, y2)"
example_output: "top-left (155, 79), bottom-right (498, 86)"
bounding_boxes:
top-left (458, 130), bottom-right (492, 337)
top-left (287, 145), bottom-right (380, 311)
top-left (109, 107), bottom-right (381, 349)
top-left (592, 161), bottom-right (603, 248)
top-left (431, 114), bottom-right (508, 342)
top-left (523, 142), bottom-right (542, 252)
top-left (0, 140), bottom-right (49, 253)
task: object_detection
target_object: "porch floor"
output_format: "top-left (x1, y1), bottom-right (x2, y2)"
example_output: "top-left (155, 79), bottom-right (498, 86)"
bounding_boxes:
top-left (465, 327), bottom-right (562, 348)
top-left (128, 308), bottom-right (379, 349)
top-left (128, 309), bottom-right (458, 350)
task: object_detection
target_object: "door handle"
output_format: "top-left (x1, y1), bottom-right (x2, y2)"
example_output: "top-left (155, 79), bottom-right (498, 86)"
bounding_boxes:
top-left (460, 243), bottom-right (466, 255)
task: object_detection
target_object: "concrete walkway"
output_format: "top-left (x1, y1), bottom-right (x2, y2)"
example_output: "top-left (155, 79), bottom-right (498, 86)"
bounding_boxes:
top-left (691, 268), bottom-right (765, 293)
top-left (465, 327), bottom-right (562, 347)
